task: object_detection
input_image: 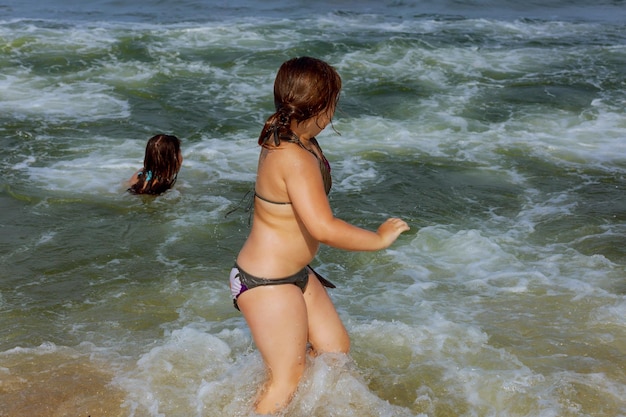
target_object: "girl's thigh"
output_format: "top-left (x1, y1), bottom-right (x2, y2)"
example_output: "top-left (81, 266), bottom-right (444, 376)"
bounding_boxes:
top-left (238, 284), bottom-right (310, 368)
top-left (303, 273), bottom-right (350, 354)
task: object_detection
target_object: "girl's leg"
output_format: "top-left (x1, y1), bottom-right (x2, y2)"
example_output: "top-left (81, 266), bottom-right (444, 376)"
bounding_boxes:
top-left (304, 272), bottom-right (350, 354)
top-left (237, 284), bottom-right (309, 415)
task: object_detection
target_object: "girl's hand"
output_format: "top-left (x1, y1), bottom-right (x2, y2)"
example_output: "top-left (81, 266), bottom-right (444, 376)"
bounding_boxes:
top-left (377, 218), bottom-right (410, 248)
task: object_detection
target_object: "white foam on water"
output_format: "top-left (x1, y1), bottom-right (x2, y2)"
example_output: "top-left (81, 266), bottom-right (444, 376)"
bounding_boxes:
top-left (589, 298), bottom-right (626, 327)
top-left (396, 223), bottom-right (622, 302)
top-left (0, 22), bottom-right (131, 122)
top-left (289, 353), bottom-right (423, 417)
top-left (183, 136), bottom-right (258, 184)
top-left (0, 75), bottom-right (130, 122)
top-left (349, 313), bottom-right (626, 416)
top-left (166, 23), bottom-right (297, 51)
top-left (113, 326), bottom-right (244, 416)
top-left (330, 18), bottom-right (626, 172)
top-left (335, 220), bottom-right (624, 411)
top-left (107, 323), bottom-right (425, 417)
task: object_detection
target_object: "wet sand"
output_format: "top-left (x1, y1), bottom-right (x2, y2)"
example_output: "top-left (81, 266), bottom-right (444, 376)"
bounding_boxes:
top-left (0, 347), bottom-right (125, 417)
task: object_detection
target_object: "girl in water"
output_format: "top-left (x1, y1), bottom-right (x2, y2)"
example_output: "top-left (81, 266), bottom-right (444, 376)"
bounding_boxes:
top-left (128, 134), bottom-right (182, 195)
top-left (230, 57), bottom-right (409, 414)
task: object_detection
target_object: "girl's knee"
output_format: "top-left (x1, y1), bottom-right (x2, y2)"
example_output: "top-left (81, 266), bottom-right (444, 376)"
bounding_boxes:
top-left (313, 336), bottom-right (350, 355)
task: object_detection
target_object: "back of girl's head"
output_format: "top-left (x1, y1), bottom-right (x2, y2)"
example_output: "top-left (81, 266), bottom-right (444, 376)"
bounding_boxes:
top-left (129, 134), bottom-right (182, 195)
top-left (258, 57), bottom-right (342, 147)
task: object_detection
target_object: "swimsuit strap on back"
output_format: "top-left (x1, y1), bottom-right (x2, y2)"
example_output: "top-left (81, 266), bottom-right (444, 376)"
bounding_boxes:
top-left (254, 190), bottom-right (291, 205)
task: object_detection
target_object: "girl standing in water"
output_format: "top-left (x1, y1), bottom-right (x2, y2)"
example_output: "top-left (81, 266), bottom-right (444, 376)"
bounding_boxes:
top-left (230, 57), bottom-right (409, 414)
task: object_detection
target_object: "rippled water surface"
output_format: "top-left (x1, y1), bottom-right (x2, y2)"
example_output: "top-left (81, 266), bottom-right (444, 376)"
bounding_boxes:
top-left (1, 1), bottom-right (625, 416)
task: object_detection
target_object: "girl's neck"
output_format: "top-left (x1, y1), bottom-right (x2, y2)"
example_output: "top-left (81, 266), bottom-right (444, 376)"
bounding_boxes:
top-left (290, 116), bottom-right (325, 144)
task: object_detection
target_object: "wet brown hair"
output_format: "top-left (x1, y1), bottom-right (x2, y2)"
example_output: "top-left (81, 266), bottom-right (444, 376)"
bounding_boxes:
top-left (258, 56), bottom-right (342, 147)
top-left (129, 134), bottom-right (182, 195)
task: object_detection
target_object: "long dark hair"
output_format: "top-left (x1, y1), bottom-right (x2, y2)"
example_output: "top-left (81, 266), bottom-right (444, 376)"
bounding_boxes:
top-left (258, 57), bottom-right (342, 147)
top-left (129, 134), bottom-right (182, 195)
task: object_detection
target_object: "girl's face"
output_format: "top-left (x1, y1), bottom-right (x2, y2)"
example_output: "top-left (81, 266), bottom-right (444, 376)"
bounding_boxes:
top-left (314, 102), bottom-right (336, 133)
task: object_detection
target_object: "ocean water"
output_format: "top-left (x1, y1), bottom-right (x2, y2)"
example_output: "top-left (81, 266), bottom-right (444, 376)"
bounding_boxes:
top-left (1, 1), bottom-right (625, 416)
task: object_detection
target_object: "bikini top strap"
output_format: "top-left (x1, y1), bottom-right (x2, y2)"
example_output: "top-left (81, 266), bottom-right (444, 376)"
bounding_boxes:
top-left (308, 137), bottom-right (332, 195)
top-left (283, 133), bottom-right (332, 195)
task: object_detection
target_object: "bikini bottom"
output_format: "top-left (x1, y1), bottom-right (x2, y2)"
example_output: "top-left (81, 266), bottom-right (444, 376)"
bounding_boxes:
top-left (229, 262), bottom-right (336, 310)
